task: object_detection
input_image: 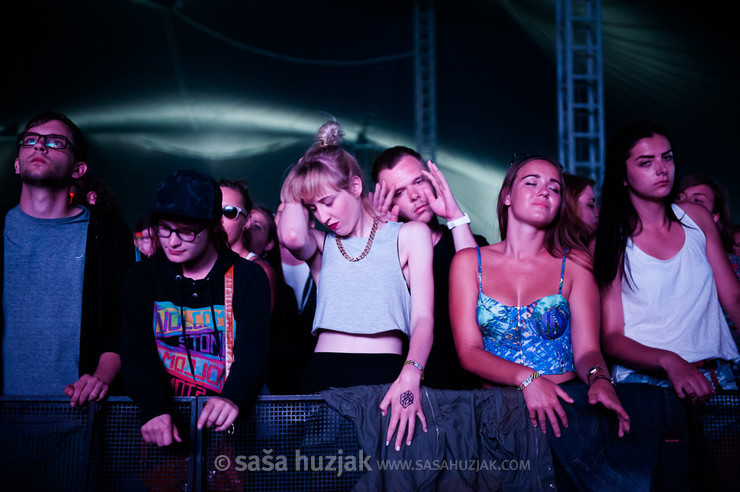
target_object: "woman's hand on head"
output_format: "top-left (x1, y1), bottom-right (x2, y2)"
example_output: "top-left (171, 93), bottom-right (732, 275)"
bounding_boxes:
top-left (521, 376), bottom-right (574, 438)
top-left (587, 379), bottom-right (631, 437)
top-left (379, 370), bottom-right (427, 451)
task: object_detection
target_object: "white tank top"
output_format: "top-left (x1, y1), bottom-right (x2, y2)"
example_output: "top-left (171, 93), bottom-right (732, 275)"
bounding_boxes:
top-left (613, 204), bottom-right (740, 382)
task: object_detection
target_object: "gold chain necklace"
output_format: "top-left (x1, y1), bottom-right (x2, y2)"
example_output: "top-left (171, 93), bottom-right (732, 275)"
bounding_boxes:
top-left (335, 218), bottom-right (379, 262)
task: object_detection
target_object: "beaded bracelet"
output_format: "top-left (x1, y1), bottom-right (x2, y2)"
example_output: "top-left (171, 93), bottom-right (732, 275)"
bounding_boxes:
top-left (517, 371), bottom-right (541, 391)
top-left (404, 360), bottom-right (425, 380)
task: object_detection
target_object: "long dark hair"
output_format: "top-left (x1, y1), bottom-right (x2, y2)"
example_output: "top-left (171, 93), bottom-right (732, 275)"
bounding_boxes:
top-left (593, 122), bottom-right (679, 289)
top-left (497, 155), bottom-right (589, 261)
top-left (678, 174), bottom-right (734, 254)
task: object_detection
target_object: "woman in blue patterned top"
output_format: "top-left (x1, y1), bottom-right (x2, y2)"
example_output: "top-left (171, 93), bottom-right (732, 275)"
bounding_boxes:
top-left (450, 155), bottom-right (631, 489)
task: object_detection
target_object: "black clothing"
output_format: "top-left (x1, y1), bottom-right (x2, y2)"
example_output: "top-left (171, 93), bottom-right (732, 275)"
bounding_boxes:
top-left (423, 227), bottom-right (487, 389)
top-left (120, 250), bottom-right (270, 422)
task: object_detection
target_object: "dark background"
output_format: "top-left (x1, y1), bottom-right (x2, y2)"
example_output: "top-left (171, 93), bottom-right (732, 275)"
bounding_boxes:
top-left (1, 0), bottom-right (738, 238)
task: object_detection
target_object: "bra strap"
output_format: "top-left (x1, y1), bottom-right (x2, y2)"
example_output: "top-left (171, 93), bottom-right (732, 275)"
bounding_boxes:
top-left (559, 250), bottom-right (568, 295)
top-left (476, 247), bottom-right (483, 293)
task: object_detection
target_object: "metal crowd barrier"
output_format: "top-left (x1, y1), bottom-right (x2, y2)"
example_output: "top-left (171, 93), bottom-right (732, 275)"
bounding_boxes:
top-left (1, 392), bottom-right (738, 491)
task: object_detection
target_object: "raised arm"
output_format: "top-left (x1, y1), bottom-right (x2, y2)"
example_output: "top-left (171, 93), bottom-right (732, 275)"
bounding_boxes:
top-left (276, 201), bottom-right (324, 273)
top-left (380, 221), bottom-right (434, 450)
top-left (600, 264), bottom-right (714, 401)
top-left (448, 248), bottom-right (574, 437)
top-left (422, 161), bottom-right (477, 251)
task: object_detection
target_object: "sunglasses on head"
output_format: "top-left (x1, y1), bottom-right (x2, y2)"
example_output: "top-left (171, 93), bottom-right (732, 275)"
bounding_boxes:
top-left (222, 205), bottom-right (246, 220)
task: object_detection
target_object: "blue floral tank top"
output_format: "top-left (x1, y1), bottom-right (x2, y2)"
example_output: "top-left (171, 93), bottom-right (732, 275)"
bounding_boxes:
top-left (475, 248), bottom-right (575, 375)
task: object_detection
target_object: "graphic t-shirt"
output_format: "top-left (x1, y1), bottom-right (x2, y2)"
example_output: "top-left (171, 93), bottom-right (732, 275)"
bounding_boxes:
top-left (153, 301), bottom-right (230, 397)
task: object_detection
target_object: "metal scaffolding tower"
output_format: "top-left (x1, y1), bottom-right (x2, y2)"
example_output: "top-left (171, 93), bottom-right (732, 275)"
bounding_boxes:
top-left (556, 0), bottom-right (604, 184)
top-left (414, 0), bottom-right (437, 162)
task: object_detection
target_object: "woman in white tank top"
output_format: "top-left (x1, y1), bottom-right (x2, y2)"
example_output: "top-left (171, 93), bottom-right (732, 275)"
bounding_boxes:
top-left (594, 122), bottom-right (740, 400)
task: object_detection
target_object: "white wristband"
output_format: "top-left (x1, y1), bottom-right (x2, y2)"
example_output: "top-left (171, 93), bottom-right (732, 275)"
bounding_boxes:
top-left (446, 213), bottom-right (470, 230)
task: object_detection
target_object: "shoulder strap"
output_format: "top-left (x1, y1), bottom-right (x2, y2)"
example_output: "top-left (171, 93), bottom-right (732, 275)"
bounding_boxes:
top-left (224, 266), bottom-right (235, 378)
top-left (476, 247), bottom-right (483, 293)
top-left (559, 251), bottom-right (567, 295)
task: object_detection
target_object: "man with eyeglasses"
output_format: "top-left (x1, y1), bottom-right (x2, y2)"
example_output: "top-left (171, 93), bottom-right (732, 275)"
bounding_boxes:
top-left (120, 170), bottom-right (270, 446)
top-left (1, 111), bottom-right (134, 405)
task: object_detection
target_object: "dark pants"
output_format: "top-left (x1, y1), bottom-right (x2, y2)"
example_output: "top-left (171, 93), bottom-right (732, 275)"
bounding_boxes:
top-left (299, 352), bottom-right (403, 393)
top-left (548, 381), bottom-right (710, 492)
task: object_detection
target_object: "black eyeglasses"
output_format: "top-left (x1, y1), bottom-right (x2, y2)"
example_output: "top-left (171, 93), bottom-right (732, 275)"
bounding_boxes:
top-left (222, 205), bottom-right (246, 220)
top-left (17, 132), bottom-right (76, 151)
top-left (156, 225), bottom-right (205, 242)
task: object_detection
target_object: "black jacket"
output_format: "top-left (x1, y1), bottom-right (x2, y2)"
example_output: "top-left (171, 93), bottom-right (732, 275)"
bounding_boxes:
top-left (120, 249), bottom-right (270, 422)
top-left (322, 385), bottom-right (556, 491)
top-left (0, 203), bottom-right (134, 394)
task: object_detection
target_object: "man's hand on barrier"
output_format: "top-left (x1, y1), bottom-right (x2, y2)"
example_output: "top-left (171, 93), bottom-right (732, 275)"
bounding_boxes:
top-left (198, 397), bottom-right (239, 432)
top-left (142, 414), bottom-right (182, 447)
top-left (64, 374), bottom-right (109, 407)
top-left (380, 368), bottom-right (427, 451)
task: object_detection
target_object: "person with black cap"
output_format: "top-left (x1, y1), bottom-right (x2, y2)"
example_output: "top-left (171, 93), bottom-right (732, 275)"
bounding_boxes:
top-left (120, 169), bottom-right (271, 447)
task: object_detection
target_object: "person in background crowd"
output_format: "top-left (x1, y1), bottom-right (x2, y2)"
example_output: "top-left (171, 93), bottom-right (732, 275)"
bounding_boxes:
top-left (133, 213), bottom-right (158, 261)
top-left (219, 179), bottom-right (277, 311)
top-left (563, 174), bottom-right (598, 254)
top-left (121, 170), bottom-right (270, 446)
top-left (1, 111), bottom-right (133, 405)
top-left (371, 146), bottom-right (486, 389)
top-left (677, 174), bottom-right (740, 349)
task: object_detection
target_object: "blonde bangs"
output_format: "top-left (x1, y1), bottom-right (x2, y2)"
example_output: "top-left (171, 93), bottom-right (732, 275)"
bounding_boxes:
top-left (282, 158), bottom-right (345, 203)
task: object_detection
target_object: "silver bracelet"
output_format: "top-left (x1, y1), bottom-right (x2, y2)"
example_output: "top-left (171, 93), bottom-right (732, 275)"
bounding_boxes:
top-left (404, 360), bottom-right (425, 380)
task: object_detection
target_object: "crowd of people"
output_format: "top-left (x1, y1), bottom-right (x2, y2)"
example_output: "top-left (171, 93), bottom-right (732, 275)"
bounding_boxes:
top-left (1, 112), bottom-right (738, 489)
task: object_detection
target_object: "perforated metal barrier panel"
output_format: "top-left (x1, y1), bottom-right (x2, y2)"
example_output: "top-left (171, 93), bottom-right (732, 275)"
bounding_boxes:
top-left (698, 392), bottom-right (740, 491)
top-left (199, 396), bottom-right (363, 491)
top-left (1, 393), bottom-right (738, 491)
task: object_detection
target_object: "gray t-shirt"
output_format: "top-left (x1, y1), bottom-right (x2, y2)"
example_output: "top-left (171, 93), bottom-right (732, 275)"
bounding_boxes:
top-left (2, 205), bottom-right (89, 395)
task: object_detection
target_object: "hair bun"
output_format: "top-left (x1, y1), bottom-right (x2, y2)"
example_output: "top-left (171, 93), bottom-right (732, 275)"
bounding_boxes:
top-left (316, 119), bottom-right (344, 147)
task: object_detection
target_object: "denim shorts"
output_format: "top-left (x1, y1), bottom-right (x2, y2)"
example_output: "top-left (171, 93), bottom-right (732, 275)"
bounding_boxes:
top-left (620, 358), bottom-right (738, 390)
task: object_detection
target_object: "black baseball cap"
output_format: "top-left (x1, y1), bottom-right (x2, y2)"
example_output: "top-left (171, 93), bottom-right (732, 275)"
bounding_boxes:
top-left (152, 169), bottom-right (222, 220)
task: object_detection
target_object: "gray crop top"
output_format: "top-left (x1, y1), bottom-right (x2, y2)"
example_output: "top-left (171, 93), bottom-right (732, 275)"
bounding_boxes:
top-left (312, 221), bottom-right (411, 336)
